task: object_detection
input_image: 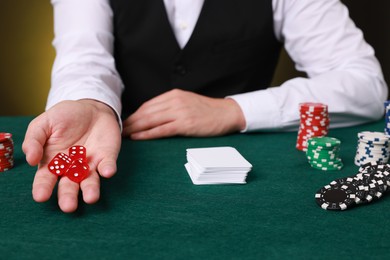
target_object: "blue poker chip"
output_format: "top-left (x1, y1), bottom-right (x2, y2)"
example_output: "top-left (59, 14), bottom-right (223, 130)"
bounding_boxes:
top-left (355, 131), bottom-right (390, 166)
top-left (358, 131), bottom-right (390, 142)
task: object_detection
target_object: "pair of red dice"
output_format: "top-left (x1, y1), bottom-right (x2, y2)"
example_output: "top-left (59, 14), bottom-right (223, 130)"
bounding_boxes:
top-left (48, 145), bottom-right (90, 183)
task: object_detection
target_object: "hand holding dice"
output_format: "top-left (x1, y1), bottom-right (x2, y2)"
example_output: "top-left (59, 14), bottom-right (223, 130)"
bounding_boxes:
top-left (48, 145), bottom-right (90, 183)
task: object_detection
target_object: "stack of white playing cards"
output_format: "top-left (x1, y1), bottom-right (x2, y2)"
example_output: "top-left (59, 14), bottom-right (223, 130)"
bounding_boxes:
top-left (184, 146), bottom-right (252, 185)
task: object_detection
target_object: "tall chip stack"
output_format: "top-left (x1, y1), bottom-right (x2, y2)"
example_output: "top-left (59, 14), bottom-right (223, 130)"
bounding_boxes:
top-left (354, 131), bottom-right (390, 166)
top-left (385, 100), bottom-right (390, 136)
top-left (0, 133), bottom-right (14, 172)
top-left (296, 102), bottom-right (329, 151)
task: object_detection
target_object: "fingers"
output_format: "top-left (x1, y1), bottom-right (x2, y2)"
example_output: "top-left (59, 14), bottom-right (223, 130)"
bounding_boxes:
top-left (32, 168), bottom-right (58, 203)
top-left (22, 115), bottom-right (50, 166)
top-left (97, 158), bottom-right (118, 178)
top-left (88, 131), bottom-right (121, 179)
top-left (34, 164), bottom-right (101, 213)
top-left (123, 89), bottom-right (188, 137)
top-left (25, 100), bottom-right (122, 213)
top-left (56, 139), bottom-right (120, 212)
top-left (80, 171), bottom-right (100, 204)
top-left (57, 171), bottom-right (101, 213)
top-left (131, 88), bottom-right (180, 116)
top-left (123, 108), bottom-right (175, 136)
top-left (57, 177), bottom-right (80, 213)
top-left (130, 121), bottom-right (178, 140)
top-left (123, 91), bottom-right (247, 140)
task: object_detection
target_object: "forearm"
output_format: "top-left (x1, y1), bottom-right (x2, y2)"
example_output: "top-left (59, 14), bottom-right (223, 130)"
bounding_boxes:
top-left (48, 0), bottom-right (123, 120)
top-left (231, 0), bottom-right (388, 132)
top-left (230, 69), bottom-right (387, 132)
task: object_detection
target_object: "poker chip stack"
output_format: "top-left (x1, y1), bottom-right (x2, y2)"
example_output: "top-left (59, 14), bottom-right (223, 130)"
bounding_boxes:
top-left (315, 162), bottom-right (390, 211)
top-left (296, 102), bottom-right (329, 151)
top-left (0, 133), bottom-right (14, 172)
top-left (306, 136), bottom-right (343, 171)
top-left (354, 131), bottom-right (390, 166)
top-left (384, 100), bottom-right (390, 136)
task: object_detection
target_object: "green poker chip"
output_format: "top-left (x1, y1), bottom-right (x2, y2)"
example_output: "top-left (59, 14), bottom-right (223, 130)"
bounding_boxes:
top-left (308, 136), bottom-right (341, 148)
top-left (306, 136), bottom-right (343, 171)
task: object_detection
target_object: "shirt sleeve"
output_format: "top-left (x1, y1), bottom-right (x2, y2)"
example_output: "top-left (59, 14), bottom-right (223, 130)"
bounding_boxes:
top-left (47, 0), bottom-right (123, 120)
top-left (229, 0), bottom-right (388, 132)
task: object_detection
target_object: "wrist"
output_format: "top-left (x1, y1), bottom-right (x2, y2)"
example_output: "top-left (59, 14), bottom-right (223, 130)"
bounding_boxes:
top-left (78, 99), bottom-right (121, 127)
top-left (79, 99), bottom-right (113, 114)
top-left (225, 98), bottom-right (246, 132)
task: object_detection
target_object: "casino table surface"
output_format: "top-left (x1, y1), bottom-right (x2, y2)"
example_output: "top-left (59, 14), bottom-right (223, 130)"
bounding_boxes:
top-left (1, 116), bottom-right (390, 259)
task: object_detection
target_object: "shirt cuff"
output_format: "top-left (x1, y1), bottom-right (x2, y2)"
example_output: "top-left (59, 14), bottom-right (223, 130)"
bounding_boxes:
top-left (228, 90), bottom-right (283, 132)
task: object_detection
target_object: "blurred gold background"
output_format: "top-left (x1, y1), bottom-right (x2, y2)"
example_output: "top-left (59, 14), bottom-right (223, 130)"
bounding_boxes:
top-left (0, 1), bottom-right (54, 116)
top-left (0, 1), bottom-right (304, 116)
top-left (0, 1), bottom-right (388, 116)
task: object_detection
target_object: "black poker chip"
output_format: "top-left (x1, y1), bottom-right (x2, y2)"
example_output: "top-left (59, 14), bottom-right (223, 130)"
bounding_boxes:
top-left (315, 162), bottom-right (390, 211)
top-left (374, 164), bottom-right (390, 186)
top-left (336, 177), bottom-right (367, 205)
top-left (352, 173), bottom-right (373, 204)
top-left (315, 181), bottom-right (356, 210)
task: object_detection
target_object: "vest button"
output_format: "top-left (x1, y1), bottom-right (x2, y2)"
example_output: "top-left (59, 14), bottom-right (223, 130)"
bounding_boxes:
top-left (174, 65), bottom-right (187, 75)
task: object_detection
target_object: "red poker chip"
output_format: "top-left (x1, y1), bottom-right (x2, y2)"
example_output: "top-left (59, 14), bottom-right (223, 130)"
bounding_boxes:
top-left (0, 152), bottom-right (13, 158)
top-left (297, 102), bottom-right (329, 151)
top-left (301, 123), bottom-right (328, 128)
top-left (301, 117), bottom-right (328, 122)
top-left (0, 162), bottom-right (13, 166)
top-left (0, 156), bottom-right (13, 162)
top-left (0, 161), bottom-right (13, 168)
top-left (0, 163), bottom-right (14, 169)
top-left (299, 102), bottom-right (328, 110)
top-left (0, 151), bottom-right (13, 156)
top-left (299, 109), bottom-right (327, 113)
top-left (0, 145), bottom-right (13, 149)
top-left (0, 167), bottom-right (13, 172)
top-left (0, 143), bottom-right (14, 149)
top-left (0, 133), bottom-right (14, 172)
top-left (301, 116), bottom-right (328, 121)
top-left (299, 126), bottom-right (328, 132)
top-left (0, 144), bottom-right (13, 149)
top-left (0, 154), bottom-right (13, 160)
top-left (300, 106), bottom-right (328, 110)
top-left (0, 144), bottom-right (14, 150)
top-left (0, 144), bottom-right (14, 151)
top-left (0, 139), bottom-right (14, 144)
top-left (0, 133), bottom-right (12, 142)
top-left (304, 121), bottom-right (329, 125)
top-left (300, 109), bottom-right (327, 114)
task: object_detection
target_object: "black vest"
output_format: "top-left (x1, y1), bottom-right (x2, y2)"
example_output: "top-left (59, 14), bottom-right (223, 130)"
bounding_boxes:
top-left (110, 0), bottom-right (282, 117)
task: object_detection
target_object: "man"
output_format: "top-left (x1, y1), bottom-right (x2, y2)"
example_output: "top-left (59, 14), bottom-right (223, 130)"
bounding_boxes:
top-left (23, 0), bottom-right (388, 213)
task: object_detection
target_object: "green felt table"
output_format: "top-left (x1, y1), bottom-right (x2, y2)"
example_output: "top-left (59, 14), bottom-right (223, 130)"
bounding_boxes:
top-left (0, 116), bottom-right (389, 259)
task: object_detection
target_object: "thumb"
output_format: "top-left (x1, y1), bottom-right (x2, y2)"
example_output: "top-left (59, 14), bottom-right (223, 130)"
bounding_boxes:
top-left (22, 115), bottom-right (50, 166)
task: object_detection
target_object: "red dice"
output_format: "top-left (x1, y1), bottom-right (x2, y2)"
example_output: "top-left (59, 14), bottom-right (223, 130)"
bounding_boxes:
top-left (48, 152), bottom-right (72, 176)
top-left (47, 145), bottom-right (90, 183)
top-left (69, 145), bottom-right (87, 161)
top-left (66, 158), bottom-right (90, 183)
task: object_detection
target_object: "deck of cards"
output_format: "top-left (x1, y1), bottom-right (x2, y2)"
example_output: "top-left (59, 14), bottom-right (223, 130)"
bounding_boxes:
top-left (184, 146), bottom-right (252, 185)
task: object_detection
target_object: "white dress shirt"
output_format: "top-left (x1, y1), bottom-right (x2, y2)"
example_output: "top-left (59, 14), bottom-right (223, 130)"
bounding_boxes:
top-left (48, 0), bottom-right (388, 131)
